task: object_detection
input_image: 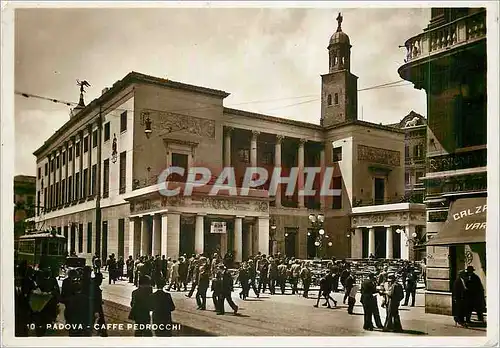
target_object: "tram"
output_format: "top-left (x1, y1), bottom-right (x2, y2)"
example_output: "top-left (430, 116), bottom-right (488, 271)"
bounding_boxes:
top-left (15, 229), bottom-right (67, 277)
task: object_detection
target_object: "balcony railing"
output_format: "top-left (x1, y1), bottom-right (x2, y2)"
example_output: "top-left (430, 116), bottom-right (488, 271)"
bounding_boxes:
top-left (352, 195), bottom-right (419, 208)
top-left (403, 10), bottom-right (486, 63)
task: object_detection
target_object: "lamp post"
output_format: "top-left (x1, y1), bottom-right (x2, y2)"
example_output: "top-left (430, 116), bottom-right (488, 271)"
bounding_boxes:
top-left (270, 218), bottom-right (277, 256)
top-left (309, 213), bottom-right (331, 259)
top-left (396, 227), bottom-right (427, 261)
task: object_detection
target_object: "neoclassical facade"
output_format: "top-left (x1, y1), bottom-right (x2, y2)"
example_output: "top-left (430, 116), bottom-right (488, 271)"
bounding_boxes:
top-left (31, 14), bottom-right (425, 264)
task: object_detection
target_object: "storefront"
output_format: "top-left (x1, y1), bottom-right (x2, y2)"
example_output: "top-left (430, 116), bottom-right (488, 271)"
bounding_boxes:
top-left (425, 196), bottom-right (486, 315)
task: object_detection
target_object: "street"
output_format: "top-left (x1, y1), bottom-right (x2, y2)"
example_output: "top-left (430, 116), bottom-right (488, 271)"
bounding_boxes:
top-left (82, 273), bottom-right (486, 337)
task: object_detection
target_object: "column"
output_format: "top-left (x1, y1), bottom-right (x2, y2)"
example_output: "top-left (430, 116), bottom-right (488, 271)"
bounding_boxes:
top-left (195, 214), bottom-right (205, 255)
top-left (71, 137), bottom-right (76, 202)
top-left (401, 225), bottom-right (414, 260)
top-left (152, 215), bottom-right (161, 256)
top-left (274, 135), bottom-right (283, 208)
top-left (166, 213), bottom-right (180, 259)
top-left (246, 224), bottom-right (253, 258)
top-left (64, 142), bottom-right (69, 204)
top-left (161, 214), bottom-right (168, 257)
top-left (140, 217), bottom-right (149, 256)
top-left (87, 125), bottom-right (92, 198)
top-left (250, 131), bottom-right (259, 168)
top-left (298, 138), bottom-right (306, 208)
top-left (319, 144), bottom-right (326, 210)
top-left (47, 154), bottom-right (52, 209)
top-left (257, 216), bottom-right (270, 255)
top-left (234, 216), bottom-right (243, 263)
top-left (58, 147), bottom-right (63, 205)
top-left (220, 232), bottom-right (227, 257)
top-left (52, 151), bottom-right (56, 207)
top-left (224, 127), bottom-right (233, 167)
top-left (368, 227), bottom-right (375, 257)
top-left (386, 226), bottom-right (393, 259)
top-left (79, 131), bottom-right (84, 200)
top-left (351, 228), bottom-right (363, 259)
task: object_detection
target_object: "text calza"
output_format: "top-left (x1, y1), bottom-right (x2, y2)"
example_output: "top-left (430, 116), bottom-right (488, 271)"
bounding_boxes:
top-left (453, 205), bottom-right (487, 221)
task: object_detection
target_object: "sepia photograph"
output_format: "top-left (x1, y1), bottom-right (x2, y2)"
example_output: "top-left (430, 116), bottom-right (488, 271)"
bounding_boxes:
top-left (1, 1), bottom-right (498, 346)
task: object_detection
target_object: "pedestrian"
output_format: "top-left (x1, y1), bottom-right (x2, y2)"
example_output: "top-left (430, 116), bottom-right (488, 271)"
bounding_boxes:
top-left (126, 256), bottom-right (134, 283)
top-left (382, 274), bottom-right (404, 333)
top-left (268, 258), bottom-right (279, 295)
top-left (212, 270), bottom-right (223, 312)
top-left (168, 259), bottom-right (180, 291)
top-left (186, 257), bottom-right (200, 298)
top-left (343, 271), bottom-right (355, 304)
top-left (92, 273), bottom-right (108, 337)
top-left (150, 277), bottom-right (176, 337)
top-left (452, 270), bottom-right (469, 327)
top-left (465, 266), bottom-right (485, 324)
top-left (277, 261), bottom-right (288, 295)
top-left (236, 262), bottom-right (250, 300)
top-left (290, 260), bottom-right (301, 295)
top-left (134, 257), bottom-right (144, 287)
top-left (257, 256), bottom-right (269, 294)
top-left (178, 256), bottom-right (189, 291)
top-left (129, 275), bottom-right (153, 337)
top-left (218, 265), bottom-right (239, 315)
top-left (313, 270), bottom-right (336, 308)
top-left (93, 254), bottom-right (102, 274)
top-left (403, 267), bottom-right (417, 307)
top-left (360, 273), bottom-right (384, 331)
top-left (117, 256), bottom-right (125, 281)
top-left (31, 268), bottom-right (60, 336)
top-left (300, 262), bottom-right (312, 298)
top-left (347, 277), bottom-right (359, 315)
top-left (196, 263), bottom-right (210, 310)
top-left (14, 261), bottom-right (34, 337)
top-left (107, 254), bottom-right (117, 285)
top-left (247, 259), bottom-right (260, 298)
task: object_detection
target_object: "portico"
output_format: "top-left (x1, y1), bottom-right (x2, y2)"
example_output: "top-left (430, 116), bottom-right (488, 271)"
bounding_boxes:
top-left (123, 182), bottom-right (270, 261)
top-left (350, 203), bottom-right (426, 260)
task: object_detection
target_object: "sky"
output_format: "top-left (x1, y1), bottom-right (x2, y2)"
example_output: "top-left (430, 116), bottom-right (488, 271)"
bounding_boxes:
top-left (14, 6), bottom-right (430, 176)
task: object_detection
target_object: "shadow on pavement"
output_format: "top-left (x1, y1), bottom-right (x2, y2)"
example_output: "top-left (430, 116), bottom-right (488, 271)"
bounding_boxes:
top-left (401, 329), bottom-right (428, 335)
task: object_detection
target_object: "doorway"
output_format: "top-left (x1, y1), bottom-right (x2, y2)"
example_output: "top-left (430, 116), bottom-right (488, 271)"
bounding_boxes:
top-left (101, 221), bottom-right (108, 261)
top-left (307, 229), bottom-right (318, 259)
top-left (180, 223), bottom-right (195, 257)
top-left (374, 178), bottom-right (385, 204)
top-left (285, 228), bottom-right (297, 258)
top-left (375, 227), bottom-right (386, 258)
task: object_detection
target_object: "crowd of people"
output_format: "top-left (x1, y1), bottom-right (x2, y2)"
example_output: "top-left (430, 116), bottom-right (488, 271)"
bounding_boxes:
top-left (14, 249), bottom-right (486, 337)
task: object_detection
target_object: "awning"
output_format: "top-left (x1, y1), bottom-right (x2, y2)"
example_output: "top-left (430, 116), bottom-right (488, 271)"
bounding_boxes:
top-left (426, 197), bottom-right (487, 246)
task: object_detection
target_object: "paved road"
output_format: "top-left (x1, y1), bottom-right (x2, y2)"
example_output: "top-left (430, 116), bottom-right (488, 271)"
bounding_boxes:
top-left (95, 274), bottom-right (486, 337)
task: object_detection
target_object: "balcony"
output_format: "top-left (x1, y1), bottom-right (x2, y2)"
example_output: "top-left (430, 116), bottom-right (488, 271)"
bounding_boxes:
top-left (402, 10), bottom-right (486, 64)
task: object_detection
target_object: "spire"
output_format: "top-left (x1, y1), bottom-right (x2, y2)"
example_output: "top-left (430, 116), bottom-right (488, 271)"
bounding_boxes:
top-left (336, 12), bottom-right (343, 32)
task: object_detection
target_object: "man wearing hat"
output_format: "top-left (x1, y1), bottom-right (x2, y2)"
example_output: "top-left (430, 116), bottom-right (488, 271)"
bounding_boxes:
top-left (464, 265), bottom-right (485, 324)
top-left (218, 265), bottom-right (239, 315)
top-left (403, 267), bottom-right (417, 307)
top-left (360, 273), bottom-right (383, 331)
top-left (382, 274), bottom-right (404, 333)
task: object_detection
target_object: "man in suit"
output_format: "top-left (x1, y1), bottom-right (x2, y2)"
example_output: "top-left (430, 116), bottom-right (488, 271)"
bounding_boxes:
top-left (382, 274), bottom-right (404, 333)
top-left (218, 266), bottom-right (239, 315)
top-left (129, 275), bottom-right (153, 336)
top-left (150, 277), bottom-right (176, 337)
top-left (360, 273), bottom-right (383, 331)
top-left (403, 267), bottom-right (417, 307)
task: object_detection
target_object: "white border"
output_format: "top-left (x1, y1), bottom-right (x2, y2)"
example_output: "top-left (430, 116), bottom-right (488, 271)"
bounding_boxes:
top-left (2, 1), bottom-right (499, 347)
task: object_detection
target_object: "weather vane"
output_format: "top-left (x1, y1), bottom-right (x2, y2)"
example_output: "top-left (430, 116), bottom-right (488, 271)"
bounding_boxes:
top-left (336, 12), bottom-right (343, 32)
top-left (76, 79), bottom-right (91, 94)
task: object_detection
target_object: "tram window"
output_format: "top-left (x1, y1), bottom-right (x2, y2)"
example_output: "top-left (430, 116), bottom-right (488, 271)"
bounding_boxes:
top-left (41, 241), bottom-right (48, 255)
top-left (19, 240), bottom-right (35, 254)
top-left (48, 241), bottom-right (59, 255)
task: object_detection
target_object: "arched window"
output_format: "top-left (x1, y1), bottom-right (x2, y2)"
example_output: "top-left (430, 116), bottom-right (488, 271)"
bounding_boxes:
top-left (334, 93), bottom-right (339, 105)
top-left (327, 94), bottom-right (332, 106)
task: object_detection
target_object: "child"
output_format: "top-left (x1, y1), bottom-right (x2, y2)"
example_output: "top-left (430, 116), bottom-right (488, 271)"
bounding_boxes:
top-left (348, 276), bottom-right (358, 315)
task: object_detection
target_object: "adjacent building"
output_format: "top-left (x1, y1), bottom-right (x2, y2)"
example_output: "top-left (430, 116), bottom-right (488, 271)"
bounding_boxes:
top-left (14, 175), bottom-right (36, 238)
top-left (32, 14), bottom-right (425, 265)
top-left (398, 8), bottom-right (487, 315)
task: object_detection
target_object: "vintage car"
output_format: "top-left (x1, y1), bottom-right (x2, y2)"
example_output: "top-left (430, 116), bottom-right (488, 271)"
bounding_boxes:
top-left (58, 256), bottom-right (86, 279)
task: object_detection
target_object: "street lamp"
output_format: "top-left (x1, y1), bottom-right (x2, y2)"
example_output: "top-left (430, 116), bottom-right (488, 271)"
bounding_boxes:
top-left (309, 213), bottom-right (329, 259)
top-left (270, 218), bottom-right (277, 255)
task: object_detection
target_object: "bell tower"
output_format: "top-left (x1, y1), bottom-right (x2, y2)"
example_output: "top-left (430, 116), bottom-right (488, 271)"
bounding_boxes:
top-left (320, 13), bottom-right (358, 127)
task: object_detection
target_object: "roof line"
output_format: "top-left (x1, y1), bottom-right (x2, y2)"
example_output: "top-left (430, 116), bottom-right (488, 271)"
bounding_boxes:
top-left (223, 107), bottom-right (323, 130)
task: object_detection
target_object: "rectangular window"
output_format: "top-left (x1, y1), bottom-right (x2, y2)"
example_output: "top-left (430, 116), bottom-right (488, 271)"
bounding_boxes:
top-left (61, 179), bottom-right (66, 204)
top-left (38, 168), bottom-right (41, 179)
top-left (84, 136), bottom-right (89, 153)
top-left (78, 224), bottom-right (84, 253)
top-left (87, 222), bottom-right (92, 253)
top-left (55, 183), bottom-right (59, 207)
top-left (120, 111), bottom-right (127, 132)
top-left (62, 151), bottom-right (66, 166)
top-left (91, 164), bottom-right (97, 195)
top-left (63, 226), bottom-right (69, 244)
top-left (262, 151), bottom-right (274, 165)
top-left (37, 191), bottom-right (40, 215)
top-left (44, 188), bottom-right (47, 211)
top-left (118, 219), bottom-right (125, 259)
top-left (104, 122), bottom-right (110, 141)
top-left (83, 168), bottom-right (88, 197)
top-left (51, 160), bottom-right (54, 172)
top-left (103, 159), bottom-right (110, 198)
top-left (76, 142), bottom-right (81, 157)
top-left (44, 163), bottom-right (48, 175)
top-left (92, 130), bottom-right (98, 148)
top-left (68, 176), bottom-right (73, 202)
top-left (405, 145), bottom-right (410, 159)
top-left (332, 147), bottom-right (342, 162)
top-left (69, 147), bottom-right (73, 161)
top-left (332, 176), bottom-right (342, 209)
top-left (405, 172), bottom-right (411, 185)
top-left (119, 152), bottom-right (126, 194)
top-left (75, 172), bottom-right (80, 200)
top-left (415, 171), bottom-right (424, 183)
top-left (56, 155), bottom-right (59, 169)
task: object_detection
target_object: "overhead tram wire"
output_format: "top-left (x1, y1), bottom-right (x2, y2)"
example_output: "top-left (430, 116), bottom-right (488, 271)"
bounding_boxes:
top-left (14, 79), bottom-right (411, 117)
